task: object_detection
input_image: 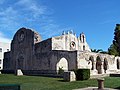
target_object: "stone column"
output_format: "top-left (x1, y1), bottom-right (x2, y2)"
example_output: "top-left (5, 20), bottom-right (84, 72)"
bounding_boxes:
top-left (101, 61), bottom-right (104, 74)
top-left (97, 78), bottom-right (104, 90)
top-left (93, 61), bottom-right (96, 70)
top-left (93, 61), bottom-right (97, 74)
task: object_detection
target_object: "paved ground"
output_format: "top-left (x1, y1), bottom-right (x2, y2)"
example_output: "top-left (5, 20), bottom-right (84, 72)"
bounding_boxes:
top-left (73, 87), bottom-right (118, 90)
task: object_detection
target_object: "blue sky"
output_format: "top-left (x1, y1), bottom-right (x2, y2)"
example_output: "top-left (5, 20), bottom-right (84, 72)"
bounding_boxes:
top-left (0, 0), bottom-right (120, 51)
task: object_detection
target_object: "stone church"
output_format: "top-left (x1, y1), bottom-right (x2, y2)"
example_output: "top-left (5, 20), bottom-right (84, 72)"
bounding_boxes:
top-left (3, 28), bottom-right (120, 76)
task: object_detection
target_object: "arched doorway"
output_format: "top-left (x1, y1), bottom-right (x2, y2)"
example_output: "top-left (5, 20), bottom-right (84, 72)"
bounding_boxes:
top-left (96, 56), bottom-right (102, 74)
top-left (56, 58), bottom-right (68, 73)
top-left (89, 56), bottom-right (94, 70)
top-left (104, 58), bottom-right (108, 73)
top-left (117, 59), bottom-right (120, 69)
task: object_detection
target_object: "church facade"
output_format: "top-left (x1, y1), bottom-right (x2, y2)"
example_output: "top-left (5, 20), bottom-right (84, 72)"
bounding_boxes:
top-left (3, 28), bottom-right (120, 76)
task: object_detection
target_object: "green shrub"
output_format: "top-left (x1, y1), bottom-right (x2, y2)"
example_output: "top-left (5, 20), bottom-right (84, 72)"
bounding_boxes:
top-left (74, 69), bottom-right (90, 80)
top-left (58, 67), bottom-right (64, 74)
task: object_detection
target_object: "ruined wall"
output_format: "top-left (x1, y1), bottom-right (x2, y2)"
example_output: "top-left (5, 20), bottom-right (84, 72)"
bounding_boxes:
top-left (52, 34), bottom-right (78, 51)
top-left (10, 28), bottom-right (41, 70)
top-left (3, 27), bottom-right (120, 76)
top-left (34, 50), bottom-right (77, 72)
top-left (77, 51), bottom-right (119, 74)
top-left (35, 38), bottom-right (52, 53)
top-left (77, 51), bottom-right (90, 69)
top-left (52, 36), bottom-right (65, 50)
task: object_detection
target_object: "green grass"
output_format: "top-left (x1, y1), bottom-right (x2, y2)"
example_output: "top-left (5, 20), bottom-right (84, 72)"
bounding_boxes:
top-left (0, 74), bottom-right (119, 90)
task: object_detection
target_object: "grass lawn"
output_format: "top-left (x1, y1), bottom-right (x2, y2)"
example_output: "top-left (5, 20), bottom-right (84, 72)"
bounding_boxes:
top-left (0, 74), bottom-right (119, 90)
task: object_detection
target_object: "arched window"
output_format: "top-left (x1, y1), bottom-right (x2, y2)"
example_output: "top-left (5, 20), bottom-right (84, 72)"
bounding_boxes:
top-left (96, 56), bottom-right (102, 74)
top-left (89, 56), bottom-right (94, 70)
top-left (0, 59), bottom-right (1, 64)
top-left (117, 59), bottom-right (120, 69)
top-left (0, 48), bottom-right (2, 52)
top-left (83, 45), bottom-right (85, 50)
top-left (82, 35), bottom-right (85, 43)
top-left (80, 33), bottom-right (86, 43)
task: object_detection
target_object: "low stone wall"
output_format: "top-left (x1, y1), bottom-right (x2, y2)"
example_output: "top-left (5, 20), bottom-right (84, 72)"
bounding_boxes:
top-left (1, 70), bottom-right (63, 77)
top-left (110, 73), bottom-right (120, 77)
top-left (21, 70), bottom-right (63, 77)
top-left (1, 70), bottom-right (15, 74)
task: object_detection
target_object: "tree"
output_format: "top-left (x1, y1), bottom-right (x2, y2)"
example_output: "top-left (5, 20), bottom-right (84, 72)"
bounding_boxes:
top-left (108, 24), bottom-right (120, 56)
top-left (91, 49), bottom-right (103, 53)
top-left (91, 49), bottom-right (108, 54)
top-left (108, 44), bottom-right (119, 56)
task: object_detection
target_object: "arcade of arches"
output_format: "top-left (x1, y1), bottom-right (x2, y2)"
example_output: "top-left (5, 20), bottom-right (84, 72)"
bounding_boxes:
top-left (77, 52), bottom-right (120, 75)
top-left (55, 52), bottom-right (120, 75)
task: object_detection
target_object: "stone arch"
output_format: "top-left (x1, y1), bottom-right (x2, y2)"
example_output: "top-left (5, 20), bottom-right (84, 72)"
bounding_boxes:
top-left (96, 56), bottom-right (102, 74)
top-left (117, 59), bottom-right (120, 69)
top-left (103, 58), bottom-right (108, 73)
top-left (56, 58), bottom-right (68, 72)
top-left (89, 56), bottom-right (94, 70)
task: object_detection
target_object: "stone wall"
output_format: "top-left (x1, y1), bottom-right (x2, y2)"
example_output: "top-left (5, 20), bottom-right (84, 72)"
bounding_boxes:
top-left (34, 50), bottom-right (77, 72)
top-left (51, 32), bottom-right (90, 52)
top-left (3, 28), bottom-right (120, 76)
top-left (77, 51), bottom-right (119, 75)
top-left (35, 38), bottom-right (52, 53)
top-left (10, 28), bottom-right (37, 70)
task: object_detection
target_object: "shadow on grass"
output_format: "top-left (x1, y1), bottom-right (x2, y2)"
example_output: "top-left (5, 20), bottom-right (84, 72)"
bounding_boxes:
top-left (58, 80), bottom-right (66, 82)
top-left (115, 86), bottom-right (120, 89)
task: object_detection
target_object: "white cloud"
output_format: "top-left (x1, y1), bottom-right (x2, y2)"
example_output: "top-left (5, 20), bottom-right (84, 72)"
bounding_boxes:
top-left (16, 0), bottom-right (47, 18)
top-left (0, 0), bottom-right (48, 32)
top-left (0, 7), bottom-right (20, 30)
top-left (0, 0), bottom-right (69, 42)
top-left (40, 23), bottom-right (73, 39)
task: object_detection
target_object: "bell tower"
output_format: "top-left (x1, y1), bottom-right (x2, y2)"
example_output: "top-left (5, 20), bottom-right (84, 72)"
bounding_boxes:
top-left (80, 32), bottom-right (86, 43)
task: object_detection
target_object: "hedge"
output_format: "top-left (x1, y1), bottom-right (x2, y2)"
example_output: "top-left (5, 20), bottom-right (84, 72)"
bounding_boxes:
top-left (74, 69), bottom-right (90, 80)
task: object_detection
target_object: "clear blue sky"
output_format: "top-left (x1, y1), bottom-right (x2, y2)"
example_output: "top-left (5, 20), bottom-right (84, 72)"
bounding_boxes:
top-left (0, 0), bottom-right (120, 51)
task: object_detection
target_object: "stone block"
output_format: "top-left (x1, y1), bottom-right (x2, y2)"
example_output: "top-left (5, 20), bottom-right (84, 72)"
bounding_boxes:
top-left (16, 69), bottom-right (23, 76)
top-left (63, 71), bottom-right (76, 82)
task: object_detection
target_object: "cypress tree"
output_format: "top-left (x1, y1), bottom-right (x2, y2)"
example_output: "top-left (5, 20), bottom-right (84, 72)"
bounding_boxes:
top-left (108, 24), bottom-right (120, 56)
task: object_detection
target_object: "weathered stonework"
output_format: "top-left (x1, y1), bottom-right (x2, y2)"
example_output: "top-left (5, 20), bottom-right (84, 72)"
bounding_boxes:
top-left (16, 69), bottom-right (23, 76)
top-left (63, 71), bottom-right (76, 82)
top-left (3, 28), bottom-right (120, 76)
